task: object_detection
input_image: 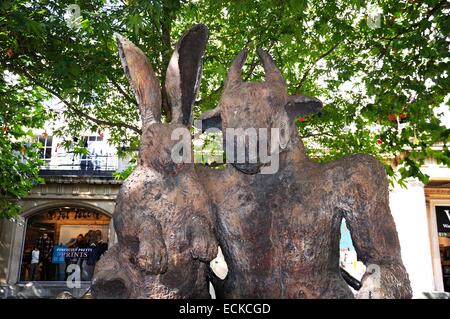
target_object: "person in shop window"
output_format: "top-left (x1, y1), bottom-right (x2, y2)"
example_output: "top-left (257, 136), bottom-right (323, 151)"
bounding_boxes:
top-left (95, 230), bottom-right (108, 257)
top-left (65, 234), bottom-right (84, 280)
top-left (35, 233), bottom-right (53, 280)
top-left (52, 242), bottom-right (67, 281)
top-left (82, 230), bottom-right (108, 281)
top-left (66, 234), bottom-right (84, 249)
top-left (29, 246), bottom-right (40, 281)
top-left (82, 230), bottom-right (99, 281)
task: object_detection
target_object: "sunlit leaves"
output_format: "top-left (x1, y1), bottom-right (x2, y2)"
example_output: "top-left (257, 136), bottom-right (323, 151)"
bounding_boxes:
top-left (0, 75), bottom-right (49, 218)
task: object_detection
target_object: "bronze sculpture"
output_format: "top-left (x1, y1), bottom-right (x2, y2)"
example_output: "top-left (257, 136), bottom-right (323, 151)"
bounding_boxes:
top-left (91, 24), bottom-right (218, 299)
top-left (198, 49), bottom-right (412, 299)
top-left (92, 24), bottom-right (412, 299)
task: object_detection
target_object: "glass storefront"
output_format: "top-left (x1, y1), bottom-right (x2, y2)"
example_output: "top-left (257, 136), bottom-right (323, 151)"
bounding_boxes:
top-left (20, 207), bottom-right (111, 282)
top-left (436, 206), bottom-right (450, 292)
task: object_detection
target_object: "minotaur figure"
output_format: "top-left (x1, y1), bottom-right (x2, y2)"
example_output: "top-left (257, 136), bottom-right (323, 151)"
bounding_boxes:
top-left (198, 49), bottom-right (412, 299)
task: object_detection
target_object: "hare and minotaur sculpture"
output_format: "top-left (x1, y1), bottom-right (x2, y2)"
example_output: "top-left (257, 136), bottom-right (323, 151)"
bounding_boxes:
top-left (198, 49), bottom-right (412, 298)
top-left (91, 25), bottom-right (218, 299)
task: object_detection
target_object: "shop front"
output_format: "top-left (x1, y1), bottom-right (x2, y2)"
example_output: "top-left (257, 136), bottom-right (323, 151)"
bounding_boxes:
top-left (19, 207), bottom-right (111, 283)
top-left (425, 181), bottom-right (450, 294)
top-left (1, 166), bottom-right (449, 298)
top-left (0, 174), bottom-right (120, 298)
top-left (435, 206), bottom-right (450, 292)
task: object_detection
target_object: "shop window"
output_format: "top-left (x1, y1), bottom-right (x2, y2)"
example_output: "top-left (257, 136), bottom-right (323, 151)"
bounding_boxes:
top-left (435, 206), bottom-right (450, 292)
top-left (85, 135), bottom-right (103, 144)
top-left (20, 207), bottom-right (111, 282)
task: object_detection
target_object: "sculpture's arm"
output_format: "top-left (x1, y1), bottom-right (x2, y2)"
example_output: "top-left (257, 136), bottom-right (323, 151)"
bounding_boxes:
top-left (91, 245), bottom-right (132, 299)
top-left (186, 213), bottom-right (218, 262)
top-left (135, 216), bottom-right (168, 275)
top-left (332, 154), bottom-right (412, 299)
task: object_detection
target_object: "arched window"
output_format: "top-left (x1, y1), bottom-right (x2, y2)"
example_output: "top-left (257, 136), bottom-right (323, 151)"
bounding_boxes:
top-left (20, 207), bottom-right (111, 282)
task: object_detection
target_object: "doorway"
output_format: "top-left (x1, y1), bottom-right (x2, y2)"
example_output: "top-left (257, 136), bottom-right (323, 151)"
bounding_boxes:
top-left (19, 207), bottom-right (111, 283)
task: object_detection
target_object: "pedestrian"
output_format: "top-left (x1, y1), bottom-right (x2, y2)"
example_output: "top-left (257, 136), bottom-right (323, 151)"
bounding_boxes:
top-left (35, 233), bottom-right (54, 280)
top-left (29, 246), bottom-right (40, 281)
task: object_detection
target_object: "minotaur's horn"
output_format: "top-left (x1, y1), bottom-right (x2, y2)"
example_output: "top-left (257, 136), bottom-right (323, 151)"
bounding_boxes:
top-left (257, 48), bottom-right (284, 84)
top-left (225, 49), bottom-right (248, 88)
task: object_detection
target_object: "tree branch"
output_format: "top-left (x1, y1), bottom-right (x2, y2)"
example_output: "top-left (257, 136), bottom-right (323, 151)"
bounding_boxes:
top-left (295, 42), bottom-right (341, 93)
top-left (15, 67), bottom-right (142, 134)
top-left (108, 76), bottom-right (138, 106)
top-left (300, 131), bottom-right (335, 139)
top-left (377, 0), bottom-right (448, 59)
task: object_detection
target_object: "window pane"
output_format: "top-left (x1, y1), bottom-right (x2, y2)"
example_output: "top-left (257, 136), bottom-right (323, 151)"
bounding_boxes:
top-left (45, 148), bottom-right (52, 159)
top-left (20, 209), bottom-right (111, 282)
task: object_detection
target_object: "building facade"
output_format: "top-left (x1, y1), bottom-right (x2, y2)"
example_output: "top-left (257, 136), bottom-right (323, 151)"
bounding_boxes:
top-left (0, 130), bottom-right (125, 298)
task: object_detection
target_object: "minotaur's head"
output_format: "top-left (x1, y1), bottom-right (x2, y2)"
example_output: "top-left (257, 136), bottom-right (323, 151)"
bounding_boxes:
top-left (199, 49), bottom-right (323, 174)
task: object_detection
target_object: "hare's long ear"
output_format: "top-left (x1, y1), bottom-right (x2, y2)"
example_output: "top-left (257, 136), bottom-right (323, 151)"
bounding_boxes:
top-left (165, 24), bottom-right (208, 127)
top-left (115, 34), bottom-right (161, 127)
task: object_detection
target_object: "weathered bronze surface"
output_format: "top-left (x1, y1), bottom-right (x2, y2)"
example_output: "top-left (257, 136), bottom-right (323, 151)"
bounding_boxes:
top-left (91, 24), bottom-right (218, 299)
top-left (93, 24), bottom-right (412, 299)
top-left (197, 49), bottom-right (412, 299)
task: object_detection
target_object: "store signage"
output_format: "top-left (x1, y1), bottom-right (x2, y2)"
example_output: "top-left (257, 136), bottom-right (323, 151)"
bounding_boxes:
top-left (436, 206), bottom-right (450, 233)
top-left (47, 211), bottom-right (101, 220)
top-left (52, 247), bottom-right (94, 264)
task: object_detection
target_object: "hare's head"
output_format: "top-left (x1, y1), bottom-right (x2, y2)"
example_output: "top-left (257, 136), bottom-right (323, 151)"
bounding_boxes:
top-left (116, 25), bottom-right (207, 175)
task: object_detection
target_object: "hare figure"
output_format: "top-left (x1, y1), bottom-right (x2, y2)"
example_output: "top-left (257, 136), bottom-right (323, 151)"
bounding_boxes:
top-left (91, 24), bottom-right (218, 299)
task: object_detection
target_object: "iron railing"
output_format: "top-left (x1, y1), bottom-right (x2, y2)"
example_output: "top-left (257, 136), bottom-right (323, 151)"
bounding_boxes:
top-left (39, 153), bottom-right (118, 171)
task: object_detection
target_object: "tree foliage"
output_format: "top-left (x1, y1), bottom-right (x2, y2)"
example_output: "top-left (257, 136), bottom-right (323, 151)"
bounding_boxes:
top-left (0, 0), bottom-right (449, 216)
top-left (0, 73), bottom-right (49, 218)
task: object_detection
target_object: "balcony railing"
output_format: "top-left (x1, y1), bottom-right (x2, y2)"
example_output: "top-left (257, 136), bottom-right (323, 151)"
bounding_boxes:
top-left (39, 153), bottom-right (119, 176)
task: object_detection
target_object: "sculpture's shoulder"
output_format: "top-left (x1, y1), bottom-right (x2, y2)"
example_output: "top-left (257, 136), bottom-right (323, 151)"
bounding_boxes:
top-left (118, 167), bottom-right (162, 199)
top-left (194, 164), bottom-right (244, 201)
top-left (321, 153), bottom-right (388, 187)
top-left (322, 153), bottom-right (382, 171)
